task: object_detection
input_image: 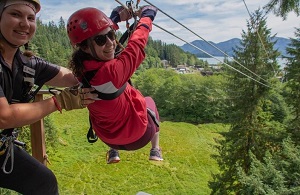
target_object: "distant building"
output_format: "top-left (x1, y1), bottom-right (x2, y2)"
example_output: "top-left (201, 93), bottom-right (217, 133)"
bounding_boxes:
top-left (200, 71), bottom-right (213, 76)
top-left (176, 65), bottom-right (191, 74)
top-left (161, 60), bottom-right (169, 68)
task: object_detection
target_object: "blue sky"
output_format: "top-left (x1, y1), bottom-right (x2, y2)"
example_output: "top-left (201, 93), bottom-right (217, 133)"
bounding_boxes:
top-left (39, 0), bottom-right (299, 46)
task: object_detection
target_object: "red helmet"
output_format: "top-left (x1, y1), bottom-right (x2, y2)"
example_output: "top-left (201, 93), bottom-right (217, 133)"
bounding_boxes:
top-left (67, 7), bottom-right (114, 46)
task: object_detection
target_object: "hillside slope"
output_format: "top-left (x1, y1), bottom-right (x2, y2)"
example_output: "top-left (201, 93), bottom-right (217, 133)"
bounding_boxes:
top-left (46, 109), bottom-right (228, 195)
top-left (181, 37), bottom-right (291, 57)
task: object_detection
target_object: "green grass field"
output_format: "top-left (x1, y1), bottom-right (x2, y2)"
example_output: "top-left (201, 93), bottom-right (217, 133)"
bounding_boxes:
top-left (46, 109), bottom-right (228, 195)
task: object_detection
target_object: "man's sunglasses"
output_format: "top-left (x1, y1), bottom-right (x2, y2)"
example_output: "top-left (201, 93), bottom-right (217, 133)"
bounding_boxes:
top-left (94, 30), bottom-right (116, 46)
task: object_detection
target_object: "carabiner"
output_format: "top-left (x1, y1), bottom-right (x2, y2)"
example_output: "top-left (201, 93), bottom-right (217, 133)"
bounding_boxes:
top-left (114, 0), bottom-right (141, 54)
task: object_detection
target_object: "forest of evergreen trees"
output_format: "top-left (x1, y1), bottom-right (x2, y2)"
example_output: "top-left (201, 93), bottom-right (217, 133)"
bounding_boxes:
top-left (29, 17), bottom-right (207, 71)
top-left (24, 5), bottom-right (300, 194)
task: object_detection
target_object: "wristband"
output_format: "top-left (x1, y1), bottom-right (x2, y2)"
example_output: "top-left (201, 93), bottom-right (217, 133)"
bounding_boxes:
top-left (52, 96), bottom-right (62, 114)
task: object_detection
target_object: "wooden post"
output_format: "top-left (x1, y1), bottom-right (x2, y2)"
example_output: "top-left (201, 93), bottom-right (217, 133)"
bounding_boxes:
top-left (30, 93), bottom-right (47, 166)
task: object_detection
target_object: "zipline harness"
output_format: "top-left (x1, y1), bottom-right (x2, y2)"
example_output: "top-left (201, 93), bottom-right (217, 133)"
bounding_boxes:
top-left (84, 0), bottom-right (140, 143)
top-left (0, 52), bottom-right (43, 174)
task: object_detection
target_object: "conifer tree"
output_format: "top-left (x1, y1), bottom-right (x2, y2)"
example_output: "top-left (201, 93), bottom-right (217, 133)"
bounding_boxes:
top-left (237, 137), bottom-right (300, 194)
top-left (209, 9), bottom-right (284, 194)
top-left (284, 27), bottom-right (300, 143)
top-left (264, 0), bottom-right (300, 19)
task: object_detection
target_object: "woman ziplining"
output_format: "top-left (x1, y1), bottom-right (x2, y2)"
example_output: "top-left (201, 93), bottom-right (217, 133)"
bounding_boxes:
top-left (66, 4), bottom-right (163, 164)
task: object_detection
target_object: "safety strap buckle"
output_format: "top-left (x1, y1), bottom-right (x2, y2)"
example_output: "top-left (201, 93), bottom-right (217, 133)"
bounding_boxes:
top-left (86, 116), bottom-right (98, 143)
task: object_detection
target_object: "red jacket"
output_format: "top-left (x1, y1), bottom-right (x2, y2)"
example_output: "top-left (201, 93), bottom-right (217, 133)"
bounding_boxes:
top-left (82, 17), bottom-right (152, 145)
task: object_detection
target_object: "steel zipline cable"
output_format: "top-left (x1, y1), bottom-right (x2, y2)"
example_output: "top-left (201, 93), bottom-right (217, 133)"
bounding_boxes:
top-left (143, 0), bottom-right (271, 87)
top-left (242, 0), bottom-right (277, 76)
top-left (152, 23), bottom-right (271, 88)
top-left (115, 0), bottom-right (271, 88)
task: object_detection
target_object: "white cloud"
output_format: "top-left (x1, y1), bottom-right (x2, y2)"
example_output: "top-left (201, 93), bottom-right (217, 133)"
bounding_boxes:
top-left (38, 0), bottom-right (299, 46)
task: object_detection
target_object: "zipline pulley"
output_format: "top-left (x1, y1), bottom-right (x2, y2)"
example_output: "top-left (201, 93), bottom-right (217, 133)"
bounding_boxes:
top-left (114, 0), bottom-right (140, 55)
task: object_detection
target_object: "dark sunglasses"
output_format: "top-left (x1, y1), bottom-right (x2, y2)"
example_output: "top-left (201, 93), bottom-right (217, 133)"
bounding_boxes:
top-left (94, 30), bottom-right (116, 46)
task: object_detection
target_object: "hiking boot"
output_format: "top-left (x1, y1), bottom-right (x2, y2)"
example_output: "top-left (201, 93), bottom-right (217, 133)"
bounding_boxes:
top-left (149, 148), bottom-right (163, 161)
top-left (106, 149), bottom-right (120, 164)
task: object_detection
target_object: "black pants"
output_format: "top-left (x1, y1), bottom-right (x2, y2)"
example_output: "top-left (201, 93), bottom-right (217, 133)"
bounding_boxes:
top-left (0, 145), bottom-right (58, 195)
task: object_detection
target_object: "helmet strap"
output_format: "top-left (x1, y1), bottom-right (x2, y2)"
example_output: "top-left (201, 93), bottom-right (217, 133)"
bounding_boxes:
top-left (0, 33), bottom-right (19, 48)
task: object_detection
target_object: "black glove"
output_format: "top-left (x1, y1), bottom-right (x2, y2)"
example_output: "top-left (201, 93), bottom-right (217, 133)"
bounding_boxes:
top-left (110, 6), bottom-right (133, 23)
top-left (138, 5), bottom-right (158, 21)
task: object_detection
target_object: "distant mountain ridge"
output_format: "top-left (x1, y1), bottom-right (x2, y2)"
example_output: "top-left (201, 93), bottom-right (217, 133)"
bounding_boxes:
top-left (180, 37), bottom-right (291, 57)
